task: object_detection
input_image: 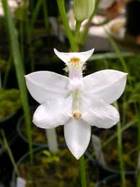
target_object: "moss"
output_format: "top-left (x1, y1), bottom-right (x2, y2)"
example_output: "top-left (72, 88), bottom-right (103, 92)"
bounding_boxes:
top-left (18, 149), bottom-right (80, 187)
top-left (0, 89), bottom-right (21, 121)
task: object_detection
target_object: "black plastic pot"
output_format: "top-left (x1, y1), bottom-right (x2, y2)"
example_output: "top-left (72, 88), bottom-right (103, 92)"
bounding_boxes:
top-left (88, 127), bottom-right (137, 174)
top-left (17, 114), bottom-right (66, 148)
top-left (0, 109), bottom-right (22, 141)
top-left (0, 135), bottom-right (28, 187)
top-left (126, 0), bottom-right (140, 36)
top-left (96, 173), bottom-right (136, 187)
top-left (17, 115), bottom-right (47, 147)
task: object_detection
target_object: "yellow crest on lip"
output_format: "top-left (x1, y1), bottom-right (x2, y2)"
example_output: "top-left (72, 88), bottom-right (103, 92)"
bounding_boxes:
top-left (72, 111), bottom-right (81, 120)
top-left (70, 57), bottom-right (80, 65)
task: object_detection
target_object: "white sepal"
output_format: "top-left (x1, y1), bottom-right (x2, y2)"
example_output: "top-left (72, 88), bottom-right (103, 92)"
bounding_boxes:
top-left (25, 71), bottom-right (69, 104)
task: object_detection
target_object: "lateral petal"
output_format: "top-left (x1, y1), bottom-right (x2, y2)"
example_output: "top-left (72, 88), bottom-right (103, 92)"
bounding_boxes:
top-left (82, 96), bottom-right (120, 128)
top-left (83, 69), bottom-right (127, 104)
top-left (33, 98), bottom-right (71, 129)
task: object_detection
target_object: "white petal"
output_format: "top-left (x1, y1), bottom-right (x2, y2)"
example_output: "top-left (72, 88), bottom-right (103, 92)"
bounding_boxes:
top-left (82, 96), bottom-right (120, 128)
top-left (54, 48), bottom-right (94, 64)
top-left (64, 119), bottom-right (91, 159)
top-left (83, 69), bottom-right (127, 104)
top-left (33, 98), bottom-right (71, 129)
top-left (25, 71), bottom-right (69, 104)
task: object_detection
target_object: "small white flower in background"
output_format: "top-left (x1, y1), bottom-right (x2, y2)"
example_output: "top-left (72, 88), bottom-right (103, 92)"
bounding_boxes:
top-left (25, 48), bottom-right (127, 159)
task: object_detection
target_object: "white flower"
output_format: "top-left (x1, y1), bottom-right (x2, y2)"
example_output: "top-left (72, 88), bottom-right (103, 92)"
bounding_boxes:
top-left (25, 49), bottom-right (127, 159)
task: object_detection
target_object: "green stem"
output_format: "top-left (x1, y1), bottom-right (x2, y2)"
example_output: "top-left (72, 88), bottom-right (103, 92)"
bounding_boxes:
top-left (43, 0), bottom-right (49, 30)
top-left (115, 103), bottom-right (126, 187)
top-left (81, 0), bottom-right (100, 45)
top-left (75, 20), bottom-right (81, 46)
top-left (30, 0), bottom-right (44, 29)
top-left (117, 122), bottom-right (126, 187)
top-left (89, 52), bottom-right (134, 61)
top-left (2, 0), bottom-right (33, 162)
top-left (80, 156), bottom-right (87, 187)
top-left (56, 1), bottom-right (87, 186)
top-left (56, 0), bottom-right (78, 51)
top-left (107, 33), bottom-right (129, 74)
top-left (102, 120), bottom-right (136, 148)
top-left (24, 0), bottom-right (35, 72)
top-left (1, 130), bottom-right (19, 175)
top-left (137, 114), bottom-right (140, 187)
top-left (3, 55), bottom-right (12, 88)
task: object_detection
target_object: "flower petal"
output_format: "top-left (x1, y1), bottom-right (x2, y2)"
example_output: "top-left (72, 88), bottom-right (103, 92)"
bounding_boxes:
top-left (82, 96), bottom-right (120, 128)
top-left (33, 98), bottom-right (71, 129)
top-left (83, 70), bottom-right (127, 104)
top-left (64, 119), bottom-right (91, 159)
top-left (25, 71), bottom-right (69, 104)
top-left (54, 48), bottom-right (94, 64)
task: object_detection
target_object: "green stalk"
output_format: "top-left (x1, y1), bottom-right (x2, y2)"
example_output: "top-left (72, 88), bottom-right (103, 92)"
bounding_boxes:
top-left (56, 1), bottom-right (87, 185)
top-left (80, 156), bottom-right (87, 187)
top-left (89, 52), bottom-right (134, 61)
top-left (137, 113), bottom-right (140, 187)
top-left (1, 130), bottom-right (19, 175)
top-left (107, 33), bottom-right (129, 73)
top-left (26, 0), bottom-right (44, 72)
top-left (19, 17), bottom-right (24, 60)
top-left (75, 20), bottom-right (82, 47)
top-left (115, 103), bottom-right (126, 187)
top-left (103, 120), bottom-right (136, 148)
top-left (81, 0), bottom-right (99, 45)
top-left (43, 0), bottom-right (49, 30)
top-left (3, 55), bottom-right (12, 88)
top-left (117, 121), bottom-right (126, 187)
top-left (24, 1), bottom-right (35, 72)
top-left (2, 0), bottom-right (33, 161)
top-left (56, 0), bottom-right (78, 51)
top-left (30, 0), bottom-right (44, 29)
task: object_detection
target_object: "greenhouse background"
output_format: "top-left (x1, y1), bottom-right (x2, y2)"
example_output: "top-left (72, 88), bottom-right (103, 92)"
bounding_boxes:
top-left (0, 0), bottom-right (139, 186)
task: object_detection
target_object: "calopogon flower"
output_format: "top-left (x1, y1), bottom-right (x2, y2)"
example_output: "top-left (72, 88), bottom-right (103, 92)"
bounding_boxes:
top-left (25, 48), bottom-right (127, 159)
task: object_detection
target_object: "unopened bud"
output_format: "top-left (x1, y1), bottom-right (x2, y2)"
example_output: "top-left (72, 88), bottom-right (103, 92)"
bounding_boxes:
top-left (74, 0), bottom-right (95, 22)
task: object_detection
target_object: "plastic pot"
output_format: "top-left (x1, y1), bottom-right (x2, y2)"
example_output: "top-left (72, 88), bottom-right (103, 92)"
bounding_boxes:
top-left (126, 0), bottom-right (140, 36)
top-left (96, 173), bottom-right (136, 187)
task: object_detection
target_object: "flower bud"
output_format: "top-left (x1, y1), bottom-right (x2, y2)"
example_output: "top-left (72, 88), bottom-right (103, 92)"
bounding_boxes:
top-left (74, 0), bottom-right (95, 22)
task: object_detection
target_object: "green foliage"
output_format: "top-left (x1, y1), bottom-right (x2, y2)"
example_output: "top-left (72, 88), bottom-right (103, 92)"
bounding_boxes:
top-left (0, 59), bottom-right (7, 72)
top-left (0, 89), bottom-right (21, 120)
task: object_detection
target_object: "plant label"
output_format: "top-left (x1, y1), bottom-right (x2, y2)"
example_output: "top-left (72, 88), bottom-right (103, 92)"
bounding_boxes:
top-left (16, 177), bottom-right (26, 187)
